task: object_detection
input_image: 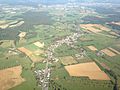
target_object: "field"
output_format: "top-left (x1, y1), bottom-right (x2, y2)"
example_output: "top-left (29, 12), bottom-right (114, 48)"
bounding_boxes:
top-left (87, 45), bottom-right (98, 51)
top-left (65, 62), bottom-right (110, 80)
top-left (111, 22), bottom-right (120, 26)
top-left (80, 24), bottom-right (111, 33)
top-left (108, 47), bottom-right (120, 55)
top-left (18, 32), bottom-right (27, 38)
top-left (0, 66), bottom-right (25, 90)
top-left (60, 56), bottom-right (78, 65)
top-left (101, 48), bottom-right (116, 57)
top-left (33, 41), bottom-right (44, 48)
top-left (9, 21), bottom-right (24, 28)
top-left (18, 45), bottom-right (44, 62)
top-left (18, 47), bottom-right (32, 56)
top-left (0, 40), bottom-right (14, 48)
top-left (109, 31), bottom-right (119, 36)
top-left (0, 20), bottom-right (24, 29)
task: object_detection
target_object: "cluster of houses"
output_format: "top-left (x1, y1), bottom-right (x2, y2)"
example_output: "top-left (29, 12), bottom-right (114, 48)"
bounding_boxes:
top-left (34, 32), bottom-right (84, 89)
top-left (34, 68), bottom-right (50, 87)
top-left (46, 32), bottom-right (84, 62)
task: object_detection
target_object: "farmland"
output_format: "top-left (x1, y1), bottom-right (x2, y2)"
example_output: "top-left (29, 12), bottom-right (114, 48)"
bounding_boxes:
top-left (0, 66), bottom-right (25, 90)
top-left (0, 1), bottom-right (120, 90)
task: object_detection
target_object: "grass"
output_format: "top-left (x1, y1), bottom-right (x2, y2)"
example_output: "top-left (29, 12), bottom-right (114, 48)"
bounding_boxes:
top-left (54, 44), bottom-right (78, 57)
top-left (76, 33), bottom-right (115, 49)
top-left (25, 44), bottom-right (40, 51)
top-left (0, 55), bottom-right (20, 70)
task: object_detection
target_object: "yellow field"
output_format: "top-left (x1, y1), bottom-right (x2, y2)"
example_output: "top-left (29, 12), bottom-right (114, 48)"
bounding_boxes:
top-left (33, 41), bottom-right (44, 48)
top-left (87, 46), bottom-right (98, 51)
top-left (0, 20), bottom-right (8, 29)
top-left (0, 20), bottom-right (24, 29)
top-left (109, 31), bottom-right (119, 36)
top-left (108, 47), bottom-right (120, 55)
top-left (18, 32), bottom-right (27, 38)
top-left (29, 54), bottom-right (44, 62)
top-left (33, 50), bottom-right (44, 56)
top-left (60, 56), bottom-right (77, 65)
top-left (0, 66), bottom-right (25, 90)
top-left (65, 62), bottom-right (110, 80)
top-left (111, 22), bottom-right (120, 26)
top-left (18, 47), bottom-right (32, 56)
top-left (80, 37), bottom-right (92, 41)
top-left (9, 21), bottom-right (24, 28)
top-left (18, 47), bottom-right (44, 62)
top-left (0, 20), bottom-right (6, 24)
top-left (80, 24), bottom-right (111, 33)
top-left (101, 48), bottom-right (116, 57)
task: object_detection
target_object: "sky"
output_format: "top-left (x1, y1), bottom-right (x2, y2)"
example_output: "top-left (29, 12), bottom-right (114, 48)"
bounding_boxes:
top-left (0, 0), bottom-right (120, 5)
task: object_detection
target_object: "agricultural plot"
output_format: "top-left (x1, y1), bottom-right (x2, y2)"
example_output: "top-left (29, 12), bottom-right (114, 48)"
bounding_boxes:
top-left (108, 47), bottom-right (120, 55)
top-left (80, 24), bottom-right (111, 33)
top-left (18, 43), bottom-right (45, 62)
top-left (87, 46), bottom-right (98, 51)
top-left (0, 20), bottom-right (9, 29)
top-left (60, 56), bottom-right (77, 66)
top-left (18, 47), bottom-right (32, 56)
top-left (33, 41), bottom-right (44, 48)
top-left (0, 40), bottom-right (14, 48)
top-left (29, 54), bottom-right (44, 62)
top-left (9, 21), bottom-right (24, 28)
top-left (24, 44), bottom-right (40, 52)
top-left (79, 37), bottom-right (93, 42)
top-left (101, 48), bottom-right (116, 57)
top-left (18, 32), bottom-right (27, 38)
top-left (65, 62), bottom-right (110, 80)
top-left (0, 20), bottom-right (24, 29)
top-left (0, 66), bottom-right (25, 90)
top-left (109, 31), bottom-right (119, 36)
top-left (111, 22), bottom-right (120, 26)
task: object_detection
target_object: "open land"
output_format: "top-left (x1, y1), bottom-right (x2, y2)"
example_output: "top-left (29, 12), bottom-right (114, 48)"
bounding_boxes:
top-left (0, 66), bottom-right (25, 90)
top-left (60, 56), bottom-right (78, 65)
top-left (65, 62), bottom-right (110, 80)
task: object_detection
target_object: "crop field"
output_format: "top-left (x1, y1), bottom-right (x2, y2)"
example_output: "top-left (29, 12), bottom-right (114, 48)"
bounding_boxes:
top-left (80, 24), bottom-right (111, 33)
top-left (29, 54), bottom-right (44, 62)
top-left (18, 32), bottom-right (26, 38)
top-left (0, 20), bottom-right (24, 29)
top-left (111, 22), bottom-right (120, 26)
top-left (65, 62), bottom-right (110, 80)
top-left (18, 44), bottom-right (45, 62)
top-left (108, 47), bottom-right (120, 55)
top-left (0, 40), bottom-right (14, 48)
top-left (9, 21), bottom-right (24, 28)
top-left (60, 56), bottom-right (78, 65)
top-left (87, 45), bottom-right (98, 51)
top-left (33, 41), bottom-right (44, 48)
top-left (18, 47), bottom-right (32, 56)
top-left (101, 48), bottom-right (116, 57)
top-left (0, 66), bottom-right (25, 90)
